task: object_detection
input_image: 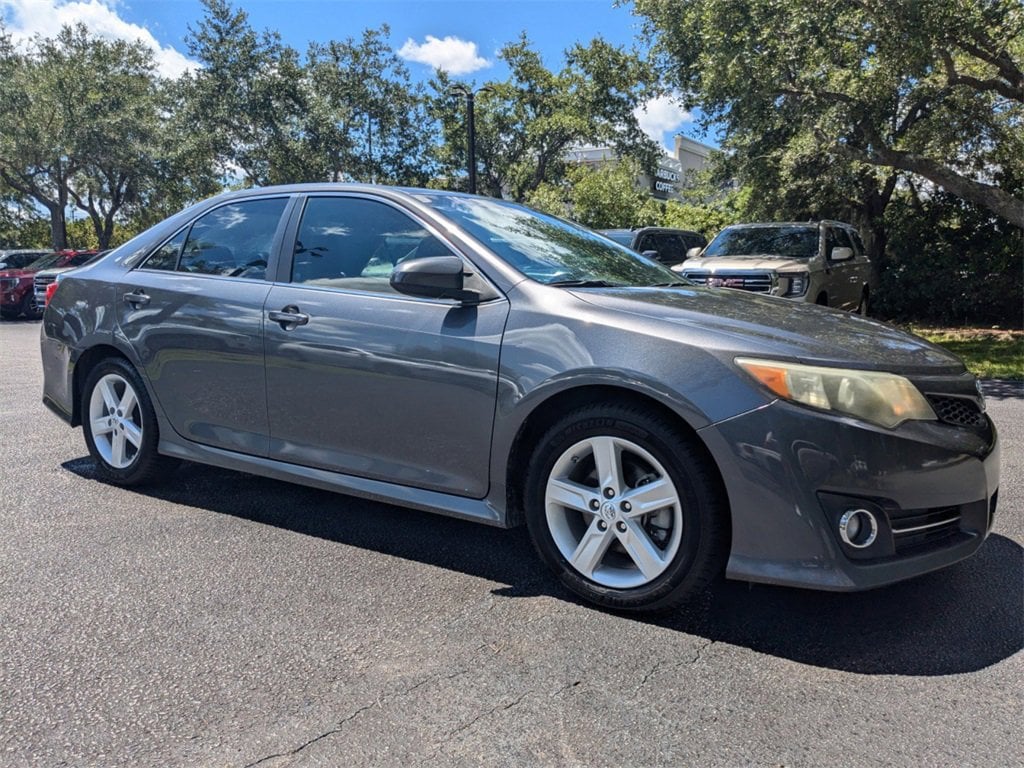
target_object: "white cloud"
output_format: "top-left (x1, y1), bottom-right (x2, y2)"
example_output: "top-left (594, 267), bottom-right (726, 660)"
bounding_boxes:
top-left (0, 0), bottom-right (197, 78)
top-left (398, 35), bottom-right (490, 75)
top-left (633, 95), bottom-right (693, 150)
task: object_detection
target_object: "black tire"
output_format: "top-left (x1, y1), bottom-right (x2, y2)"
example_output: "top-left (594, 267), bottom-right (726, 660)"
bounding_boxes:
top-left (856, 289), bottom-right (869, 317)
top-left (523, 403), bottom-right (728, 613)
top-left (19, 291), bottom-right (42, 320)
top-left (82, 357), bottom-right (178, 486)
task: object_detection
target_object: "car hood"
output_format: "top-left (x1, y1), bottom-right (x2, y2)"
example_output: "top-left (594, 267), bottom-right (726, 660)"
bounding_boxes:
top-left (676, 256), bottom-right (810, 272)
top-left (569, 286), bottom-right (965, 375)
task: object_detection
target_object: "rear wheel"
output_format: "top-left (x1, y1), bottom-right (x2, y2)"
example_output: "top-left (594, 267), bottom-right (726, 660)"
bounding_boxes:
top-left (82, 358), bottom-right (178, 485)
top-left (524, 404), bottom-right (728, 612)
top-left (856, 289), bottom-right (869, 317)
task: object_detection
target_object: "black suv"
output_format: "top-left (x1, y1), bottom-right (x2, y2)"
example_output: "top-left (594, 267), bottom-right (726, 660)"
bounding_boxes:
top-left (599, 227), bottom-right (707, 268)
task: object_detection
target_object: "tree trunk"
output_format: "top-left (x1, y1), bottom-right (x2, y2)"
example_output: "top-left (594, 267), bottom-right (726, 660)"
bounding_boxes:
top-left (46, 201), bottom-right (67, 251)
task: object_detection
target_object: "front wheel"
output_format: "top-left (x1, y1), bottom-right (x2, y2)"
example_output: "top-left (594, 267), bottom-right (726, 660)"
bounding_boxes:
top-left (82, 358), bottom-right (177, 485)
top-left (524, 404), bottom-right (728, 612)
top-left (19, 291), bottom-right (42, 320)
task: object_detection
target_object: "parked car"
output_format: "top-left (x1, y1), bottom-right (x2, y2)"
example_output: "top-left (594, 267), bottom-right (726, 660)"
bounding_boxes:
top-left (34, 250), bottom-right (108, 307)
top-left (1, 252), bottom-right (57, 319)
top-left (599, 227), bottom-right (707, 267)
top-left (41, 186), bottom-right (998, 612)
top-left (674, 221), bottom-right (872, 314)
top-left (0, 249), bottom-right (51, 271)
top-left (1, 250), bottom-right (97, 320)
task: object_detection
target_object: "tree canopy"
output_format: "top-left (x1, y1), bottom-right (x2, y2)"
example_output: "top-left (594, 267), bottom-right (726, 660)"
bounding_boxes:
top-left (429, 35), bottom-right (660, 200)
top-left (635, 0), bottom-right (1023, 229)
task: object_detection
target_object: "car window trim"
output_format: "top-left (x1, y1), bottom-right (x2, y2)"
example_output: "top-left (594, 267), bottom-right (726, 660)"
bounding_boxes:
top-left (278, 191), bottom-right (506, 304)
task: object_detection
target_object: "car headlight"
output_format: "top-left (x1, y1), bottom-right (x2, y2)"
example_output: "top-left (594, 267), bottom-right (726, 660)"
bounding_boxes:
top-left (779, 272), bottom-right (808, 296)
top-left (735, 358), bottom-right (937, 428)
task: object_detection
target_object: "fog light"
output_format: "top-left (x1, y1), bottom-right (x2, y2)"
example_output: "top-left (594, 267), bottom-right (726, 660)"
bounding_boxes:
top-left (839, 508), bottom-right (878, 548)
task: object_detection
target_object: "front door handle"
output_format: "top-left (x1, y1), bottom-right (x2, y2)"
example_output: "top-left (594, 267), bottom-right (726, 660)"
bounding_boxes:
top-left (268, 306), bottom-right (309, 329)
top-left (123, 290), bottom-right (150, 307)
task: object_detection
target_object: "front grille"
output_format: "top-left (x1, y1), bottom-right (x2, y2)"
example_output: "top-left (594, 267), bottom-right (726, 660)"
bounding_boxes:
top-left (34, 275), bottom-right (55, 291)
top-left (888, 505), bottom-right (964, 555)
top-left (681, 271), bottom-right (773, 293)
top-left (926, 394), bottom-right (986, 427)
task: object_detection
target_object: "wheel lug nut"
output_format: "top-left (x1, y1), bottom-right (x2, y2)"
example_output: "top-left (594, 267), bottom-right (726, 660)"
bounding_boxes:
top-left (621, 501), bottom-right (631, 512)
top-left (597, 520), bottom-right (607, 531)
top-left (589, 499), bottom-right (600, 511)
top-left (603, 487), bottom-right (614, 498)
top-left (616, 521), bottom-right (627, 533)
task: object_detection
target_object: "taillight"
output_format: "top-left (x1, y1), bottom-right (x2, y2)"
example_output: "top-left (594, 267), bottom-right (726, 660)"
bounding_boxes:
top-left (45, 280), bottom-right (60, 306)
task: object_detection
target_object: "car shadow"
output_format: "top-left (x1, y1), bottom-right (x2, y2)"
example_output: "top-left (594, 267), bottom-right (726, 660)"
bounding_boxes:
top-left (63, 457), bottom-right (1022, 677)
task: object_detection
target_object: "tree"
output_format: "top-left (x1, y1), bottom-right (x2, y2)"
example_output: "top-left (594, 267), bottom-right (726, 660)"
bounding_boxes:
top-left (527, 159), bottom-right (663, 228)
top-left (182, 0), bottom-right (306, 185)
top-left (0, 23), bottom-right (185, 249)
top-left (430, 36), bottom-right (661, 200)
top-left (304, 26), bottom-right (434, 185)
top-left (635, 0), bottom-right (1024, 245)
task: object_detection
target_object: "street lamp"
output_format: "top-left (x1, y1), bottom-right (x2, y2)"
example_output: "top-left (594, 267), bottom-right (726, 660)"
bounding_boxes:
top-left (448, 84), bottom-right (491, 195)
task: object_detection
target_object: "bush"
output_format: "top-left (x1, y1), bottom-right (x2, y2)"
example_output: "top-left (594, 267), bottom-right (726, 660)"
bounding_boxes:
top-left (874, 193), bottom-right (1023, 327)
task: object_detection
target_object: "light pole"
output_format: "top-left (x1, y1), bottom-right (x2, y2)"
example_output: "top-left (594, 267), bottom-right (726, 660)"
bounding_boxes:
top-left (448, 84), bottom-right (490, 195)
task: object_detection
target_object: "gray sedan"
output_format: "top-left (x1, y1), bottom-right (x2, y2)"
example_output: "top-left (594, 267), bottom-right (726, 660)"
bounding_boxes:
top-left (40, 185), bottom-right (1000, 612)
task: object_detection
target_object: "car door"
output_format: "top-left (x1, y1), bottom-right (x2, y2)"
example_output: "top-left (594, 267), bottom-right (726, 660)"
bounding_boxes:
top-left (825, 226), bottom-right (861, 310)
top-left (263, 194), bottom-right (509, 498)
top-left (117, 196), bottom-right (293, 456)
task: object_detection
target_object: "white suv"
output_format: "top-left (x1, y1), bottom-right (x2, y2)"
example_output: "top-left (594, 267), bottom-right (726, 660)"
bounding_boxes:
top-left (673, 221), bottom-right (872, 314)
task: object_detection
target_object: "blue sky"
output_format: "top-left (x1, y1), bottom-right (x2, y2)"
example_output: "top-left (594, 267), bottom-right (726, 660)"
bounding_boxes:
top-left (0, 0), bottom-right (713, 151)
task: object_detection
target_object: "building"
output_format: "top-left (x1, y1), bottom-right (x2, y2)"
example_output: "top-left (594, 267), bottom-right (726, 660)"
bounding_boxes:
top-left (566, 134), bottom-right (716, 201)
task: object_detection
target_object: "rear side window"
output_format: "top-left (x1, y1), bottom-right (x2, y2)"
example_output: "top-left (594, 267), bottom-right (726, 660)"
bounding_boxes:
top-left (291, 197), bottom-right (454, 294)
top-left (143, 229), bottom-right (186, 271)
top-left (169, 199), bottom-right (287, 279)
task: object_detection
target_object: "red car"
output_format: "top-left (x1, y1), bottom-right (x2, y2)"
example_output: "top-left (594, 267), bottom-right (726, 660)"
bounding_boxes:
top-left (0, 250), bottom-right (96, 320)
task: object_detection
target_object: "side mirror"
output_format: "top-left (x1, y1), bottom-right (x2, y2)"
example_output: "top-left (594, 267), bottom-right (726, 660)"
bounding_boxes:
top-left (685, 246), bottom-right (702, 259)
top-left (640, 249), bottom-right (660, 261)
top-left (830, 246), bottom-right (854, 262)
top-left (390, 255), bottom-right (480, 304)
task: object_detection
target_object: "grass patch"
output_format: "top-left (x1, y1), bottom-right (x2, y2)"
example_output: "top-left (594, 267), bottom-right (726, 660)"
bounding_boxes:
top-left (908, 327), bottom-right (1023, 380)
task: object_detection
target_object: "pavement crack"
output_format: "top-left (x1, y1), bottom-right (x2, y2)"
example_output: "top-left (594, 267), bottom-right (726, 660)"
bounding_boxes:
top-left (550, 679), bottom-right (582, 697)
top-left (429, 690), bottom-right (530, 758)
top-left (240, 668), bottom-right (470, 767)
top-left (635, 639), bottom-right (716, 691)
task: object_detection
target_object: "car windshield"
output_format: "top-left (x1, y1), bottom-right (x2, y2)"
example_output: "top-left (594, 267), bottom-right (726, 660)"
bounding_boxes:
top-left (703, 226), bottom-right (819, 259)
top-left (423, 196), bottom-right (676, 287)
top-left (25, 253), bottom-right (63, 271)
top-left (600, 230), bottom-right (634, 247)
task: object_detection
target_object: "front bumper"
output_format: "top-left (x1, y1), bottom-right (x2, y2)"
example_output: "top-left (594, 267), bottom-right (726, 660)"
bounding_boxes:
top-left (699, 398), bottom-right (999, 591)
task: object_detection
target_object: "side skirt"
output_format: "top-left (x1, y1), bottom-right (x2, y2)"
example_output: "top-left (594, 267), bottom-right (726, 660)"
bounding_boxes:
top-left (158, 437), bottom-right (508, 528)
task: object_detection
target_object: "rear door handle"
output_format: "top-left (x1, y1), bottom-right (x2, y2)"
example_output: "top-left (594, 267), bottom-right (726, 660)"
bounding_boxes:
top-left (268, 306), bottom-right (309, 329)
top-left (123, 290), bottom-right (150, 307)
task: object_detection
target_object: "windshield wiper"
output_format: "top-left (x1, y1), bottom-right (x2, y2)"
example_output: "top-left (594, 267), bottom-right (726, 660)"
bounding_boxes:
top-left (547, 279), bottom-right (621, 288)
top-left (650, 281), bottom-right (690, 287)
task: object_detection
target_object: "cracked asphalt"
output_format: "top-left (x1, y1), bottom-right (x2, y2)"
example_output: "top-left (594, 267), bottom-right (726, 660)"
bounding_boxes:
top-left (1, 319), bottom-right (1021, 767)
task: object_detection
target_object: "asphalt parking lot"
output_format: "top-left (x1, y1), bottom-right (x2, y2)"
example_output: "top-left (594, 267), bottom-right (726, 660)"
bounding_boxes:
top-left (1, 319), bottom-right (1021, 767)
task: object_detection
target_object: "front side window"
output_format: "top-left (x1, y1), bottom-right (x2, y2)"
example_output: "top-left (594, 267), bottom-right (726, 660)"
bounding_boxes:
top-left (292, 197), bottom-right (453, 293)
top-left (177, 198), bottom-right (287, 279)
